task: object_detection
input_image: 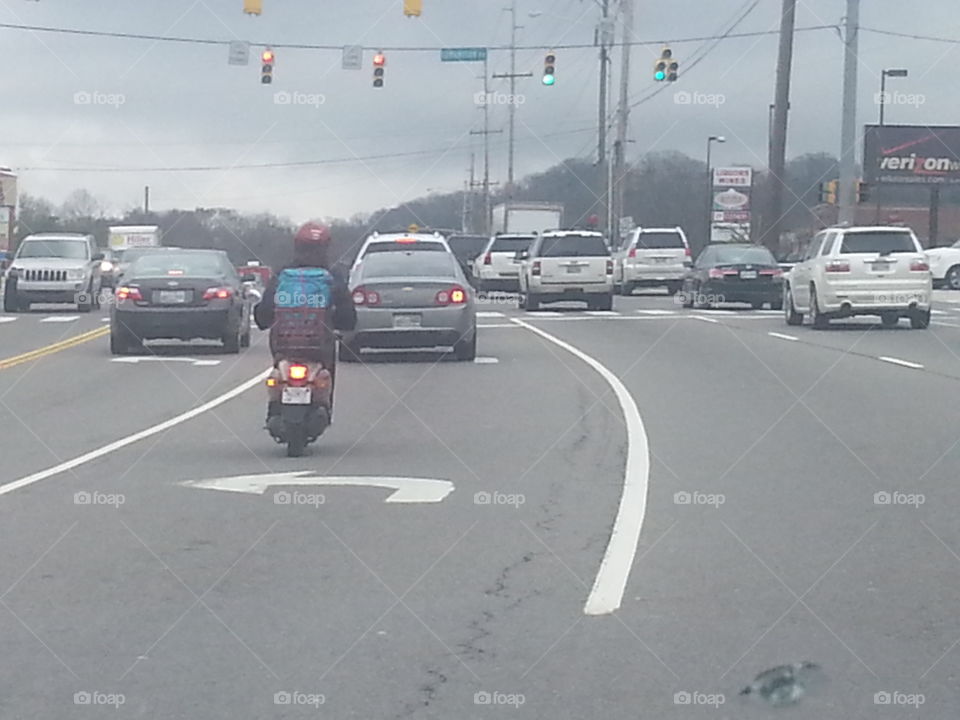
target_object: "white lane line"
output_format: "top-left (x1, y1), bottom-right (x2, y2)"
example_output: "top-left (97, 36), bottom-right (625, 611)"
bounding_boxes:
top-left (932, 320), bottom-right (960, 328)
top-left (690, 315), bottom-right (719, 324)
top-left (473, 356), bottom-right (499, 364)
top-left (635, 309), bottom-right (676, 315)
top-left (930, 309), bottom-right (949, 316)
top-left (878, 356), bottom-right (924, 370)
top-left (478, 323), bottom-right (521, 328)
top-left (584, 310), bottom-right (621, 316)
top-left (510, 318), bottom-right (650, 616)
top-left (755, 309), bottom-right (782, 315)
top-left (40, 316), bottom-right (79, 323)
top-left (0, 368), bottom-right (272, 497)
top-left (0, 317), bottom-right (18, 324)
top-left (101, 317), bottom-right (111, 323)
top-left (698, 309), bottom-right (735, 314)
top-left (768, 331), bottom-right (798, 342)
top-left (476, 311), bottom-right (506, 318)
top-left (526, 310), bottom-right (562, 317)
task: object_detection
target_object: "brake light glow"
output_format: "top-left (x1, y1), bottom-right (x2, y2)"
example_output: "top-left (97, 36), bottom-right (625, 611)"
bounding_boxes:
top-left (483, 253), bottom-right (492, 265)
top-left (115, 286), bottom-right (143, 301)
top-left (288, 364), bottom-right (308, 381)
top-left (825, 261), bottom-right (851, 273)
top-left (352, 286), bottom-right (380, 305)
top-left (628, 247), bottom-right (637, 258)
top-left (606, 259), bottom-right (614, 275)
top-left (708, 268), bottom-right (725, 278)
top-left (436, 286), bottom-right (467, 306)
top-left (203, 287), bottom-right (233, 300)
top-left (394, 237), bottom-right (417, 244)
top-left (167, 269), bottom-right (184, 276)
top-left (684, 247), bottom-right (692, 257)
top-left (910, 259), bottom-right (930, 272)
top-left (532, 260), bottom-right (541, 276)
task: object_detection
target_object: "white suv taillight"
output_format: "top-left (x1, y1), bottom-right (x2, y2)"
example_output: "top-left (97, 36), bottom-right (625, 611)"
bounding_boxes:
top-left (910, 259), bottom-right (930, 272)
top-left (532, 260), bottom-right (541, 276)
top-left (825, 261), bottom-right (850, 273)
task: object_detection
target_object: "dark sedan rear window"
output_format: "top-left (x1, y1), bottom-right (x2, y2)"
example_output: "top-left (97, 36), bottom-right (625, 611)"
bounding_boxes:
top-left (635, 231), bottom-right (685, 249)
top-left (361, 251), bottom-right (458, 279)
top-left (131, 252), bottom-right (225, 277)
top-left (539, 235), bottom-right (610, 257)
top-left (840, 232), bottom-right (916, 254)
top-left (712, 246), bottom-right (777, 266)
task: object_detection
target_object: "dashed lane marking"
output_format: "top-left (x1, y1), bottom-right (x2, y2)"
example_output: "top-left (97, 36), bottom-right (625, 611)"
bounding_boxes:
top-left (768, 331), bottom-right (798, 341)
top-left (39, 315), bottom-right (80, 323)
top-left (878, 356), bottom-right (924, 370)
top-left (476, 311), bottom-right (506, 318)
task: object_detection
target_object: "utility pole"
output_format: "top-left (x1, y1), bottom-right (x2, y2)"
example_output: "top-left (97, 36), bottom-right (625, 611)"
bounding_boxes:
top-left (765, 0), bottom-right (797, 251)
top-left (612, 0), bottom-right (634, 247)
top-left (471, 57), bottom-right (503, 234)
top-left (144, 185), bottom-right (150, 214)
top-left (838, 0), bottom-right (860, 225)
top-left (597, 0), bottom-right (612, 234)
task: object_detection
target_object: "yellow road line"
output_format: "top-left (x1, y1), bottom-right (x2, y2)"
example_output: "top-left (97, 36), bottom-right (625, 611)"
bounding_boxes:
top-left (0, 326), bottom-right (109, 371)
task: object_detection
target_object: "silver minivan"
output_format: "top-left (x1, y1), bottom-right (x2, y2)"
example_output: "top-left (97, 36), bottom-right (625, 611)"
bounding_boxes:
top-left (614, 226), bottom-right (691, 296)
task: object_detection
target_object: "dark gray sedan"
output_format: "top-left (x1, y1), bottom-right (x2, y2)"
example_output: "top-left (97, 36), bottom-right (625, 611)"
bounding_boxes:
top-left (343, 250), bottom-right (477, 361)
top-left (110, 249), bottom-right (254, 355)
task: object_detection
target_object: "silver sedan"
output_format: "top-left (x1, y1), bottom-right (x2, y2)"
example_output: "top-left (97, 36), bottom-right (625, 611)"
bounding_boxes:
top-left (342, 249), bottom-right (477, 361)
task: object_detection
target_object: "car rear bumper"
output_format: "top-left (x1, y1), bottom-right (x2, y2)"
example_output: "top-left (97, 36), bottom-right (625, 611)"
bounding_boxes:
top-left (529, 280), bottom-right (613, 295)
top-left (114, 308), bottom-right (233, 340)
top-left (477, 277), bottom-right (520, 292)
top-left (818, 281), bottom-right (931, 312)
top-left (699, 280), bottom-right (783, 303)
top-left (623, 266), bottom-right (686, 283)
top-left (352, 305), bottom-right (474, 348)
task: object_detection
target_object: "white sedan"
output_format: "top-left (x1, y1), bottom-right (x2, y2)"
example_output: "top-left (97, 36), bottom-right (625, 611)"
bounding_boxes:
top-left (927, 240), bottom-right (960, 290)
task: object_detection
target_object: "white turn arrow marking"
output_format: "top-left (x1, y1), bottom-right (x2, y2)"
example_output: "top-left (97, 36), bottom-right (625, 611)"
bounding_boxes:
top-left (182, 472), bottom-right (454, 503)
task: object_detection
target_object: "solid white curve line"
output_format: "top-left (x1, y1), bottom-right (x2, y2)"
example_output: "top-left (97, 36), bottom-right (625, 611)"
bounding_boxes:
top-left (878, 356), bottom-right (924, 370)
top-left (511, 318), bottom-right (650, 616)
top-left (1, 368), bottom-right (272, 496)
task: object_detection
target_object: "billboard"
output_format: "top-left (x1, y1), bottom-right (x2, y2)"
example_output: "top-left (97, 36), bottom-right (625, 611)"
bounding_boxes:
top-left (711, 167), bottom-right (752, 241)
top-left (863, 125), bottom-right (960, 185)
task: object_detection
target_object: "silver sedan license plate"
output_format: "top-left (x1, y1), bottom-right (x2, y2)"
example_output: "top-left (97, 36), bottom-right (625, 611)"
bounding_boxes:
top-left (281, 387), bottom-right (312, 405)
top-left (393, 314), bottom-right (422, 329)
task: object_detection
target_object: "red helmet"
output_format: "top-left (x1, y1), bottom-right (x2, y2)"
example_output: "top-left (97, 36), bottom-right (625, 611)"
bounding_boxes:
top-left (294, 222), bottom-right (331, 247)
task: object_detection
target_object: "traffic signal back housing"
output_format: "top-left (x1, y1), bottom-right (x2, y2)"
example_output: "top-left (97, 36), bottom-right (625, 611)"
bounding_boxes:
top-left (819, 180), bottom-right (838, 205)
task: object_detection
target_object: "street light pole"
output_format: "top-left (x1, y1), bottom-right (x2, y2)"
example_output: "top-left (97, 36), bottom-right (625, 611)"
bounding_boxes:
top-left (879, 68), bottom-right (908, 126)
top-left (706, 136), bottom-right (725, 243)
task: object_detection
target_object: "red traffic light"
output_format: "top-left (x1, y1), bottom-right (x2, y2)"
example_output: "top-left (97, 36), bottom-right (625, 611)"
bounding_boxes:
top-left (261, 49), bottom-right (275, 64)
top-left (373, 53), bottom-right (386, 67)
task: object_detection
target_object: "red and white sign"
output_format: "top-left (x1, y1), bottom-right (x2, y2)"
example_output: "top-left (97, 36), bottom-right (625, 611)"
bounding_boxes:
top-left (712, 167), bottom-right (753, 188)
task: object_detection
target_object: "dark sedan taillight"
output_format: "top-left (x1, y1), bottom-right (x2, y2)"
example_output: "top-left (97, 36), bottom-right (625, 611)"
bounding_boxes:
top-left (203, 287), bottom-right (233, 300)
top-left (115, 286), bottom-right (143, 301)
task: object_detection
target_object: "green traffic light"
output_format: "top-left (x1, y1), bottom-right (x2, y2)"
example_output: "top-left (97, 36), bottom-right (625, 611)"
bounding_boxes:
top-left (542, 74), bottom-right (555, 86)
top-left (654, 71), bottom-right (666, 81)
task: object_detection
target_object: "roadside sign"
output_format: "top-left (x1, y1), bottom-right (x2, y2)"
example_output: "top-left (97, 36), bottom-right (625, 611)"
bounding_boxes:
top-left (228, 41), bottom-right (251, 66)
top-left (441, 47), bottom-right (488, 63)
top-left (342, 45), bottom-right (363, 70)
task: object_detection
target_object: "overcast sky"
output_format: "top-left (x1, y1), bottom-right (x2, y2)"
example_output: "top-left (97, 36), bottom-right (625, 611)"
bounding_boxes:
top-left (2, 0), bottom-right (958, 222)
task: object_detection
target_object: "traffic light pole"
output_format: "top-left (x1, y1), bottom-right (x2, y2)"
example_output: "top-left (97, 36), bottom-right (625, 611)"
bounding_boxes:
top-left (765, 0), bottom-right (796, 251)
top-left (612, 0), bottom-right (634, 248)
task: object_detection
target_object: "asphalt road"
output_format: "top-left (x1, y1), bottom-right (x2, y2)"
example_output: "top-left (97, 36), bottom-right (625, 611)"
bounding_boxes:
top-left (1, 290), bottom-right (959, 718)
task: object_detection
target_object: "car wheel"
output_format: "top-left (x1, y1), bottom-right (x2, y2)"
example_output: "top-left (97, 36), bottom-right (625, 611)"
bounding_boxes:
top-left (222, 321), bottom-right (241, 354)
top-left (240, 327), bottom-right (251, 348)
top-left (751, 301), bottom-right (763, 310)
top-left (286, 426), bottom-right (307, 457)
top-left (666, 281), bottom-right (682, 295)
top-left (910, 309), bottom-right (931, 329)
top-left (680, 286), bottom-right (694, 309)
top-left (77, 285), bottom-right (93, 313)
top-left (881, 311), bottom-right (899, 328)
top-left (810, 285), bottom-right (829, 329)
top-left (599, 293), bottom-right (614, 311)
top-left (784, 286), bottom-right (802, 326)
top-left (946, 265), bottom-right (960, 290)
top-left (693, 284), bottom-right (711, 309)
top-left (110, 325), bottom-right (137, 355)
top-left (339, 340), bottom-right (362, 363)
top-left (454, 331), bottom-right (477, 361)
top-left (620, 282), bottom-right (633, 297)
top-left (517, 291), bottom-right (527, 310)
top-left (526, 293), bottom-right (540, 311)
top-left (771, 298), bottom-right (784, 311)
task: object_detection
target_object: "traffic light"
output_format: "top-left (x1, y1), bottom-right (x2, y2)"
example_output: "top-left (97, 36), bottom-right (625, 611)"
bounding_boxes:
top-left (373, 51), bottom-right (386, 88)
top-left (260, 48), bottom-right (274, 84)
top-left (243, 0), bottom-right (262, 15)
top-left (403, 0), bottom-right (422, 16)
top-left (654, 48), bottom-right (678, 82)
top-left (543, 51), bottom-right (556, 86)
top-left (818, 179), bottom-right (838, 205)
top-left (857, 180), bottom-right (872, 203)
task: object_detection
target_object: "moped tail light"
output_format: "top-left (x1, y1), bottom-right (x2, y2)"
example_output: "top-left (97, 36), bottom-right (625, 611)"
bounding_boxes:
top-left (288, 364), bottom-right (309, 381)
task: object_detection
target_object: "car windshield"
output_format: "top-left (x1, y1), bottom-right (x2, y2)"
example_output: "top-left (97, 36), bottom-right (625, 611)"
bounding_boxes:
top-left (712, 245), bottom-right (777, 265)
top-left (491, 236), bottom-right (534, 253)
top-left (635, 231), bottom-right (685, 249)
top-left (539, 235), bottom-right (610, 257)
top-left (18, 239), bottom-right (88, 259)
top-left (840, 231), bottom-right (917, 254)
top-left (361, 251), bottom-right (458, 279)
top-left (131, 252), bottom-right (224, 277)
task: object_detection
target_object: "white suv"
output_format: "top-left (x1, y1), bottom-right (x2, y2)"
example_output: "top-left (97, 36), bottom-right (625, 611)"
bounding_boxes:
top-left (784, 226), bottom-right (932, 329)
top-left (473, 233), bottom-right (534, 292)
top-left (351, 231), bottom-right (451, 274)
top-left (614, 226), bottom-right (690, 296)
top-left (518, 231), bottom-right (614, 311)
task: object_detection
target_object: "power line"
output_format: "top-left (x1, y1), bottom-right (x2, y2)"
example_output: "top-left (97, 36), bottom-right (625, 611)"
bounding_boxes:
top-left (0, 20), bottom-right (838, 52)
top-left (860, 26), bottom-right (960, 44)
